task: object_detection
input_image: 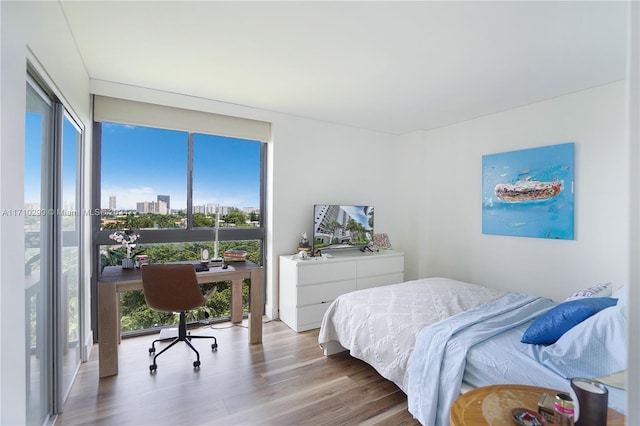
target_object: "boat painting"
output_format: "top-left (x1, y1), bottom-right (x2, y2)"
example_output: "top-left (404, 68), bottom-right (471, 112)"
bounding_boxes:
top-left (494, 178), bottom-right (562, 202)
top-left (482, 143), bottom-right (574, 239)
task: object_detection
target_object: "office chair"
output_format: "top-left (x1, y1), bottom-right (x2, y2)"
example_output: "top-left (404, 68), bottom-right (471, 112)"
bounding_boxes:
top-left (140, 264), bottom-right (218, 372)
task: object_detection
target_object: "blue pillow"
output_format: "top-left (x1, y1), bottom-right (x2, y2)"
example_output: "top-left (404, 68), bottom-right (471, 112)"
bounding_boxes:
top-left (521, 297), bottom-right (618, 345)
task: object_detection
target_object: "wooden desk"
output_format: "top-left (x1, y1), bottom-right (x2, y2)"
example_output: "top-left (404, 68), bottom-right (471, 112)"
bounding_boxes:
top-left (450, 384), bottom-right (625, 426)
top-left (98, 261), bottom-right (263, 378)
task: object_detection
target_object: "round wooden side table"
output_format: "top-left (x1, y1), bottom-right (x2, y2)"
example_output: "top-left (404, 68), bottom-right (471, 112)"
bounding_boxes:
top-left (450, 384), bottom-right (625, 426)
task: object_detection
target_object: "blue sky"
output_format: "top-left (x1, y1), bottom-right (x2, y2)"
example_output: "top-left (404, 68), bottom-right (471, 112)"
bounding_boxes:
top-left (25, 114), bottom-right (79, 207)
top-left (101, 123), bottom-right (260, 210)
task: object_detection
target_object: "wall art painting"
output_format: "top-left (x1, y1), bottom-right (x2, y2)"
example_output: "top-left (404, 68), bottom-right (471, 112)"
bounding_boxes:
top-left (482, 142), bottom-right (574, 239)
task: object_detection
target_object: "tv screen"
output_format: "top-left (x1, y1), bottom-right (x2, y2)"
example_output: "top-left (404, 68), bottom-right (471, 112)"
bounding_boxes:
top-left (313, 204), bottom-right (374, 254)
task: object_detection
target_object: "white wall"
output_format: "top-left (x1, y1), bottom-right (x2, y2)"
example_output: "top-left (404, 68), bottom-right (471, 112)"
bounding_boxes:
top-left (417, 82), bottom-right (629, 302)
top-left (626, 1), bottom-right (639, 421)
top-left (0, 2), bottom-right (91, 424)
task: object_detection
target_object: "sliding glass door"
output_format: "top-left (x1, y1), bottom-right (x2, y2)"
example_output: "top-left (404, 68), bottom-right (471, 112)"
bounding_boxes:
top-left (25, 76), bottom-right (54, 426)
top-left (25, 75), bottom-right (83, 424)
top-left (59, 114), bottom-right (82, 405)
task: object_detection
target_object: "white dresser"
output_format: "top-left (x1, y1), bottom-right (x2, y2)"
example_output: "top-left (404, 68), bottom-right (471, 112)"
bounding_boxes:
top-left (279, 250), bottom-right (404, 332)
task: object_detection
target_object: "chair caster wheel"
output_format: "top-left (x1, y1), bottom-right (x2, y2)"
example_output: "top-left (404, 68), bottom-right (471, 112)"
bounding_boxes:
top-left (149, 347), bottom-right (155, 354)
top-left (211, 343), bottom-right (218, 351)
top-left (149, 364), bottom-right (157, 372)
top-left (193, 360), bottom-right (200, 368)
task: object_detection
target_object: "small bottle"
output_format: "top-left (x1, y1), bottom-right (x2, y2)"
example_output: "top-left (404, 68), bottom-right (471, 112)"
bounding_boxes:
top-left (554, 393), bottom-right (575, 426)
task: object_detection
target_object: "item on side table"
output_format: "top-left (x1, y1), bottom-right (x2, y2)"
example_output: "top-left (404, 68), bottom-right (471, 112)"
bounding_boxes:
top-left (554, 393), bottom-right (575, 426)
top-left (511, 408), bottom-right (546, 426)
top-left (570, 378), bottom-right (608, 426)
top-left (538, 393), bottom-right (555, 423)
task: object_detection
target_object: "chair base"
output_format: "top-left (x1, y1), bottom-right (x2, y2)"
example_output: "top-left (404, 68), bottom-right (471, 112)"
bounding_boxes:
top-left (148, 312), bottom-right (217, 372)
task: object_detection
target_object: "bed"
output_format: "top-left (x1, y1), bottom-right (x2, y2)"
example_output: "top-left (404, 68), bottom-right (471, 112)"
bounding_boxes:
top-left (318, 277), bottom-right (627, 426)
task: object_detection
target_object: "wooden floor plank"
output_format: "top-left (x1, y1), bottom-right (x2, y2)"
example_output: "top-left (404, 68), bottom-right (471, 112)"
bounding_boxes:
top-left (55, 319), bottom-right (420, 426)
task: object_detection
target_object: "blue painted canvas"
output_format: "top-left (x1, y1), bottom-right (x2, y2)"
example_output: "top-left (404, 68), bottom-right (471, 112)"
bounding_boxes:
top-left (482, 142), bottom-right (574, 239)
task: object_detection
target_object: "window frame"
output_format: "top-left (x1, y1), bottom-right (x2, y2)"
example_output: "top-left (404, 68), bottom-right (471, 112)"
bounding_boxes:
top-left (90, 119), bottom-right (267, 340)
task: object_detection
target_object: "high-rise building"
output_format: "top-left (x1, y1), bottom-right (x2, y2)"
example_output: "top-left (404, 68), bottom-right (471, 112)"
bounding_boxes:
top-left (137, 200), bottom-right (168, 214)
top-left (109, 195), bottom-right (116, 210)
top-left (157, 195), bottom-right (170, 211)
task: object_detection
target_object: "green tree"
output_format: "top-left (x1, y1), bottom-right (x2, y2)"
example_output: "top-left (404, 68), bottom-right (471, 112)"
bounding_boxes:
top-left (224, 210), bottom-right (248, 226)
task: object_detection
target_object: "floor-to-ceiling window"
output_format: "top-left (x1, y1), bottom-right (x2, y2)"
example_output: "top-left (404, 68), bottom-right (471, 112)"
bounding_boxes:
top-left (92, 97), bottom-right (269, 337)
top-left (25, 73), bottom-right (84, 425)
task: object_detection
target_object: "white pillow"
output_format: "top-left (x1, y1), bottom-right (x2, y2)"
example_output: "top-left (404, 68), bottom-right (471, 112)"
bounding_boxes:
top-left (612, 285), bottom-right (628, 307)
top-left (564, 282), bottom-right (612, 301)
top-left (541, 304), bottom-right (626, 379)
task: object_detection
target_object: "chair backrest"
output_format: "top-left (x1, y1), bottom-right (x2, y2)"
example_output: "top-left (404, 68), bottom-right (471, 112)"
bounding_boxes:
top-left (140, 264), bottom-right (207, 312)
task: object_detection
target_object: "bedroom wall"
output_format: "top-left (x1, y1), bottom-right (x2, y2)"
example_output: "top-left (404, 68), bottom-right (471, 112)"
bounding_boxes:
top-left (417, 81), bottom-right (629, 302)
top-left (0, 1), bottom-right (92, 424)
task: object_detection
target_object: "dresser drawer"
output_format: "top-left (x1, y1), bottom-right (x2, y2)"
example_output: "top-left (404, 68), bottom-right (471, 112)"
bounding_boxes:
top-left (297, 279), bottom-right (356, 306)
top-left (357, 255), bottom-right (404, 278)
top-left (297, 261), bottom-right (356, 285)
top-left (297, 303), bottom-right (333, 331)
top-left (357, 272), bottom-right (404, 290)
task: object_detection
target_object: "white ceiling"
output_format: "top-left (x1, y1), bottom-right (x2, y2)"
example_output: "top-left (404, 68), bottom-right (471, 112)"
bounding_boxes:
top-left (59, 1), bottom-right (629, 135)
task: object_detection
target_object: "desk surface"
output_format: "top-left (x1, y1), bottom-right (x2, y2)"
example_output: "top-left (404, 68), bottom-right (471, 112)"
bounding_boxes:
top-left (450, 384), bottom-right (625, 426)
top-left (97, 260), bottom-right (263, 378)
top-left (100, 260), bottom-right (260, 285)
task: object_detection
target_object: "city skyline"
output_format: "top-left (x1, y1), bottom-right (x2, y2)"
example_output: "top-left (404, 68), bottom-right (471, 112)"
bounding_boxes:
top-left (100, 122), bottom-right (261, 210)
top-left (105, 193), bottom-right (259, 215)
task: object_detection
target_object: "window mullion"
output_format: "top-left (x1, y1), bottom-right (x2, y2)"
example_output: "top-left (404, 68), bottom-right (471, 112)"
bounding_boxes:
top-left (187, 132), bottom-right (194, 230)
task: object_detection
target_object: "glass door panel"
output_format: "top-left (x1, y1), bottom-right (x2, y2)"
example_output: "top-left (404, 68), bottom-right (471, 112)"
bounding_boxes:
top-left (59, 115), bottom-right (81, 403)
top-left (25, 80), bottom-right (53, 426)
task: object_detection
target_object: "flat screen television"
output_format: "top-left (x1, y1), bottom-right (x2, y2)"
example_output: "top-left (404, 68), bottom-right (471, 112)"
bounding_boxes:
top-left (313, 204), bottom-right (374, 254)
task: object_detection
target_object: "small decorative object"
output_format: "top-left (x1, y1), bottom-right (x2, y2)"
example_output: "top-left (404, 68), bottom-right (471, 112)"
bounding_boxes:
top-left (511, 408), bottom-right (546, 426)
top-left (109, 230), bottom-right (141, 269)
top-left (200, 248), bottom-right (210, 264)
top-left (371, 233), bottom-right (392, 250)
top-left (135, 255), bottom-right (148, 268)
top-left (223, 249), bottom-right (248, 262)
top-left (297, 250), bottom-right (309, 260)
top-left (537, 394), bottom-right (555, 423)
top-left (299, 232), bottom-right (309, 247)
top-left (554, 393), bottom-right (575, 426)
top-left (570, 378), bottom-right (608, 426)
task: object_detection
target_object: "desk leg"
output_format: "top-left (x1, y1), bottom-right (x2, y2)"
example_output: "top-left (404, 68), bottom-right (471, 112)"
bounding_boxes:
top-left (249, 268), bottom-right (263, 344)
top-left (98, 282), bottom-right (119, 377)
top-left (231, 279), bottom-right (243, 323)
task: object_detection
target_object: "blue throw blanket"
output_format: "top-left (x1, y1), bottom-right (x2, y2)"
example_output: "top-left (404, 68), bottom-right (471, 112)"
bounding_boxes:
top-left (407, 293), bottom-right (555, 426)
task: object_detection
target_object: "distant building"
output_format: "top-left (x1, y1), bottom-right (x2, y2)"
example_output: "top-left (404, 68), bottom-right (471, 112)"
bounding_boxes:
top-left (137, 200), bottom-right (167, 214)
top-left (109, 195), bottom-right (116, 210)
top-left (157, 195), bottom-right (170, 211)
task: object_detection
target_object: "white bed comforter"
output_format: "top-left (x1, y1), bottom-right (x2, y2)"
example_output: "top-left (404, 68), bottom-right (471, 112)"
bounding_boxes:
top-left (317, 277), bottom-right (507, 392)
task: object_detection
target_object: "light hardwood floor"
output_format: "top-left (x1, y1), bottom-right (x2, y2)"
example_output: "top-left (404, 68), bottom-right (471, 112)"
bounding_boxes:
top-left (56, 318), bottom-right (420, 426)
